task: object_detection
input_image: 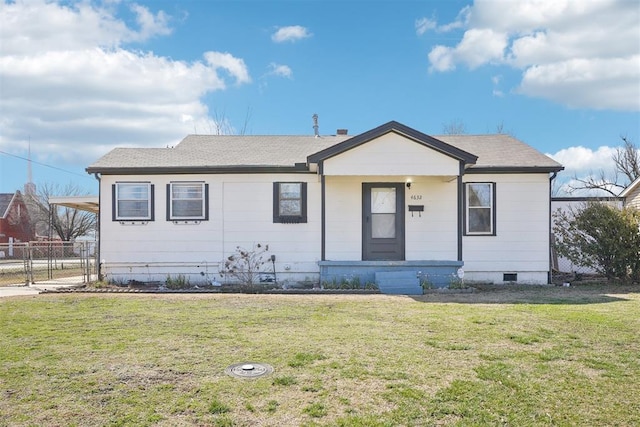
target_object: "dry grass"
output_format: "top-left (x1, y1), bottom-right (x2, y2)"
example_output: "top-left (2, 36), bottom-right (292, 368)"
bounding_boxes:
top-left (0, 266), bottom-right (86, 286)
top-left (1, 284), bottom-right (639, 426)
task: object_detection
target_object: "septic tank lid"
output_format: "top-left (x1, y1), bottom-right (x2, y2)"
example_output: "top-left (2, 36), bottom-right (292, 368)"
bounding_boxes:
top-left (225, 362), bottom-right (274, 379)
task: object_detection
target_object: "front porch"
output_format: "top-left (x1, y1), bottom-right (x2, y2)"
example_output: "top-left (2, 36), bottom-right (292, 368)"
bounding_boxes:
top-left (318, 260), bottom-right (464, 294)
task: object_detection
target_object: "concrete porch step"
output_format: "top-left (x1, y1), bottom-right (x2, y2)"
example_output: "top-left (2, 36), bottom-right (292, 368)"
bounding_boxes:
top-left (375, 271), bottom-right (422, 295)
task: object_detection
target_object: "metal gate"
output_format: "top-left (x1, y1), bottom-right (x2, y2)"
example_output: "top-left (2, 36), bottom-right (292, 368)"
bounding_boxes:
top-left (0, 241), bottom-right (97, 286)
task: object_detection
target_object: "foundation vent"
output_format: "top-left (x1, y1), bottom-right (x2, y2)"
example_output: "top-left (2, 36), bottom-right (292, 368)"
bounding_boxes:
top-left (503, 273), bottom-right (518, 282)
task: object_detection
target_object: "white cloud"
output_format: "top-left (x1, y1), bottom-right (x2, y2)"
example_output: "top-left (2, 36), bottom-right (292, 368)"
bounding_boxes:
top-left (267, 63), bottom-right (293, 79)
top-left (548, 146), bottom-right (617, 173)
top-left (428, 28), bottom-right (507, 72)
top-left (454, 28), bottom-right (508, 68)
top-left (548, 145), bottom-right (623, 195)
top-left (428, 45), bottom-right (456, 72)
top-left (417, 6), bottom-right (470, 35)
top-left (271, 25), bottom-right (312, 43)
top-left (129, 3), bottom-right (172, 41)
top-left (426, 0), bottom-right (640, 111)
top-left (204, 52), bottom-right (251, 85)
top-left (519, 56), bottom-right (640, 110)
top-left (415, 17), bottom-right (437, 36)
top-left (0, 0), bottom-right (250, 168)
top-left (0, 0), bottom-right (171, 54)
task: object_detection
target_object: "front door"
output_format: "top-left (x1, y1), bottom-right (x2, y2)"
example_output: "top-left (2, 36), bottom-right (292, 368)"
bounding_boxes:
top-left (362, 183), bottom-right (405, 261)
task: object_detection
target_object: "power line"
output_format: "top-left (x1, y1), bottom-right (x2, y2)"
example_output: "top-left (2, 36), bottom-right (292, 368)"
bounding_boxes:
top-left (0, 150), bottom-right (92, 180)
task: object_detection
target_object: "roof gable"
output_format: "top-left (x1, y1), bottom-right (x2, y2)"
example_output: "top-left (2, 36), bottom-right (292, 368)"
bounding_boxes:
top-left (620, 176), bottom-right (640, 198)
top-left (0, 193), bottom-right (16, 218)
top-left (307, 121), bottom-right (478, 166)
top-left (318, 130), bottom-right (464, 176)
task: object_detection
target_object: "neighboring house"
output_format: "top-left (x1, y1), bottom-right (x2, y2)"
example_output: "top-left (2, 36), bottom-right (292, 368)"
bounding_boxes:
top-left (86, 121), bottom-right (563, 288)
top-left (621, 176), bottom-right (640, 209)
top-left (0, 190), bottom-right (35, 246)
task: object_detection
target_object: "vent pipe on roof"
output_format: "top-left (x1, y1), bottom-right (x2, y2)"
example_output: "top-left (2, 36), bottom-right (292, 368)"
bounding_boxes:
top-left (337, 129), bottom-right (348, 135)
top-left (312, 114), bottom-right (319, 137)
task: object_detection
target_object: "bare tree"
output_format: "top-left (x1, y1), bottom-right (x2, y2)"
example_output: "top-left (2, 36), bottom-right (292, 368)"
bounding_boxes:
top-left (25, 182), bottom-right (97, 241)
top-left (568, 136), bottom-right (640, 196)
top-left (613, 136), bottom-right (640, 184)
top-left (202, 107), bottom-right (253, 136)
top-left (442, 119), bottom-right (467, 135)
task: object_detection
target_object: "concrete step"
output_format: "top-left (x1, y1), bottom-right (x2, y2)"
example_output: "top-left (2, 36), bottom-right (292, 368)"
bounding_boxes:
top-left (375, 271), bottom-right (422, 295)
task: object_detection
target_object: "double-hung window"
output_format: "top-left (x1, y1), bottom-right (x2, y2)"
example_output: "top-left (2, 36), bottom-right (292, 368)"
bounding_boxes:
top-left (113, 182), bottom-right (154, 221)
top-left (465, 182), bottom-right (496, 235)
top-left (273, 182), bottom-right (307, 223)
top-left (167, 182), bottom-right (208, 221)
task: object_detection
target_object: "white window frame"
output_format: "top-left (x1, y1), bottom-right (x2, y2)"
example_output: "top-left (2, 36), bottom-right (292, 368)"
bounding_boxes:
top-left (168, 182), bottom-right (207, 221)
top-left (114, 182), bottom-right (153, 221)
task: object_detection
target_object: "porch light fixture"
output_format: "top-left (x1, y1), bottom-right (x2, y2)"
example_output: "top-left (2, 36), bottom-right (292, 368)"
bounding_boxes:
top-left (406, 179), bottom-right (412, 189)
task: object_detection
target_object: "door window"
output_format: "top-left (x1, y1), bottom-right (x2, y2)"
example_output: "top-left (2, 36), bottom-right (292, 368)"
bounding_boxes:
top-left (371, 187), bottom-right (396, 238)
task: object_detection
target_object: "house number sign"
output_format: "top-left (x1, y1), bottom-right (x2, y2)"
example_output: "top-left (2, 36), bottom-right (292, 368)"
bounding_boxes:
top-left (410, 194), bottom-right (422, 200)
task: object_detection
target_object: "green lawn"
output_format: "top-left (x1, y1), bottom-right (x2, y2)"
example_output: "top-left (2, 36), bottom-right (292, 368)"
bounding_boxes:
top-left (1, 285), bottom-right (639, 426)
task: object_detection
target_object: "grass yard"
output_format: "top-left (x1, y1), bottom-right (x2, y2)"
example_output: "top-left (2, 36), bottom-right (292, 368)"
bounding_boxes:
top-left (0, 266), bottom-right (87, 286)
top-left (1, 285), bottom-right (639, 426)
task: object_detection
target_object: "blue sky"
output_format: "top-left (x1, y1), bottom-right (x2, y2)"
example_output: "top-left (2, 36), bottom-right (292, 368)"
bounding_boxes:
top-left (1, 0), bottom-right (639, 195)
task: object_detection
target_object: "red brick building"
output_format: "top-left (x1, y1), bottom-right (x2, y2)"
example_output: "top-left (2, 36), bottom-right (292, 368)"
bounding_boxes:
top-left (0, 191), bottom-right (35, 244)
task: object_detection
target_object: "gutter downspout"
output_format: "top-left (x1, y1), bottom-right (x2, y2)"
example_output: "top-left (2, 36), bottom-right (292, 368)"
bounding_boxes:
top-left (548, 171), bottom-right (558, 284)
top-left (321, 174), bottom-right (326, 261)
top-left (94, 173), bottom-right (102, 281)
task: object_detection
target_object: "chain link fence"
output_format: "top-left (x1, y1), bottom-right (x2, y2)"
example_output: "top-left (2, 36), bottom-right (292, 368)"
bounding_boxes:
top-left (551, 234), bottom-right (603, 284)
top-left (0, 241), bottom-right (97, 286)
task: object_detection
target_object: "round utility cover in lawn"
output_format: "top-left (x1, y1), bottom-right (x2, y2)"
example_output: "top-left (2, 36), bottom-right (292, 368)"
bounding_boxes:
top-left (225, 362), bottom-right (274, 379)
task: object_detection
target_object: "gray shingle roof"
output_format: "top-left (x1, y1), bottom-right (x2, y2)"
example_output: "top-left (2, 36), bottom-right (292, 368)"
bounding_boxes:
top-left (0, 193), bottom-right (15, 218)
top-left (86, 131), bottom-right (562, 173)
top-left (436, 134), bottom-right (562, 170)
top-left (87, 135), bottom-right (351, 170)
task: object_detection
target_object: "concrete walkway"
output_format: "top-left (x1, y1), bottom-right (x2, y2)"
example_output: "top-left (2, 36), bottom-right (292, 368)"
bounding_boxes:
top-left (0, 276), bottom-right (89, 298)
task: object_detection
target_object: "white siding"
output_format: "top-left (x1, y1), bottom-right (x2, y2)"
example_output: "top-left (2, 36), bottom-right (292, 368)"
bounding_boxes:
top-left (99, 170), bottom-right (556, 285)
top-left (463, 174), bottom-right (551, 284)
top-left (322, 133), bottom-right (460, 176)
top-left (324, 176), bottom-right (362, 260)
top-left (405, 177), bottom-right (458, 260)
top-left (100, 174), bottom-right (322, 284)
top-left (626, 186), bottom-right (640, 209)
top-left (324, 176), bottom-right (458, 261)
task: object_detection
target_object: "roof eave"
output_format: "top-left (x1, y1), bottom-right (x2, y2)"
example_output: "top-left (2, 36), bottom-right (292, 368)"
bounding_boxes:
top-left (86, 164), bottom-right (311, 175)
top-left (620, 176), bottom-right (640, 197)
top-left (466, 166), bottom-right (565, 174)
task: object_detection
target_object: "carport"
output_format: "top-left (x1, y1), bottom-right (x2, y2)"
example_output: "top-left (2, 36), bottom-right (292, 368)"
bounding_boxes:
top-left (45, 195), bottom-right (100, 282)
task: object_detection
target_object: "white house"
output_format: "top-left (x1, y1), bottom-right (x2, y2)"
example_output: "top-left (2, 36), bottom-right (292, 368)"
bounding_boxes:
top-left (86, 121), bottom-right (563, 290)
top-left (621, 177), bottom-right (640, 209)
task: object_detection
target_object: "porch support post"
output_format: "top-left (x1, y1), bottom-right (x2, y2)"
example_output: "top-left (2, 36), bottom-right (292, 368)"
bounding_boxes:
top-left (321, 174), bottom-right (326, 261)
top-left (457, 162), bottom-right (464, 261)
top-left (548, 172), bottom-right (558, 284)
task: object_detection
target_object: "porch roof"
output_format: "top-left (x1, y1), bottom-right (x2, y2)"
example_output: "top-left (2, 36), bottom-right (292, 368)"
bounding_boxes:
top-left (48, 196), bottom-right (99, 214)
